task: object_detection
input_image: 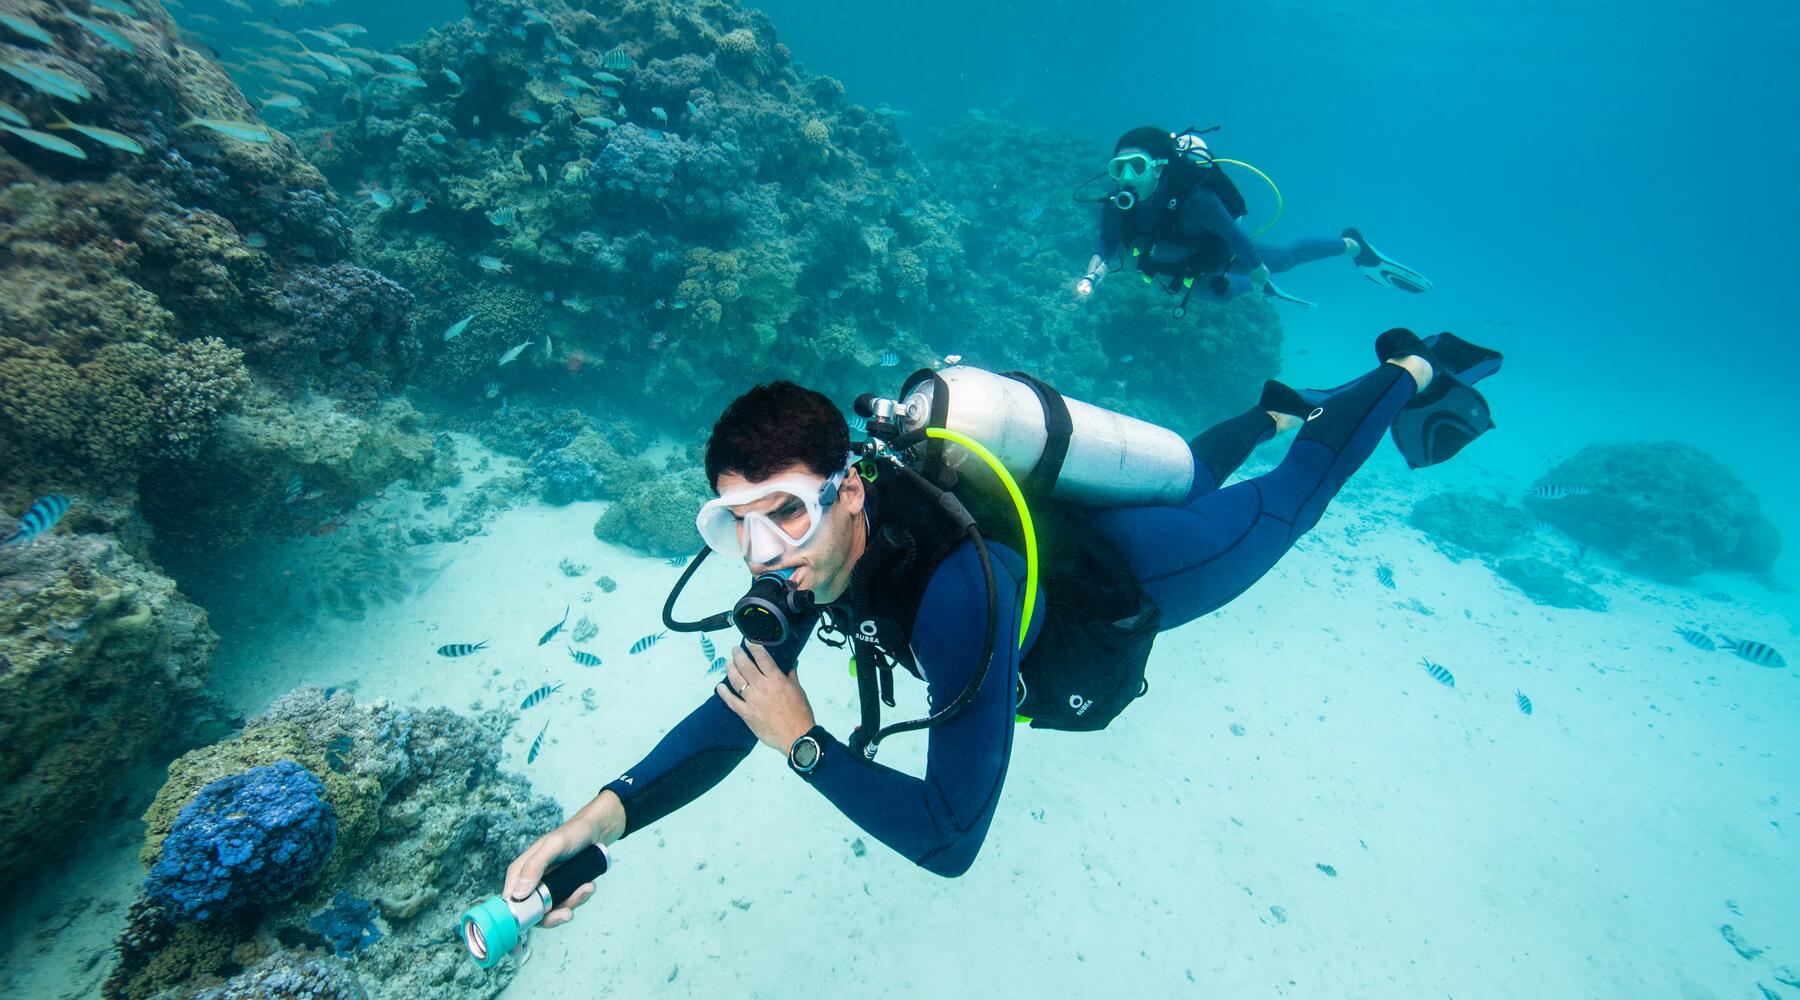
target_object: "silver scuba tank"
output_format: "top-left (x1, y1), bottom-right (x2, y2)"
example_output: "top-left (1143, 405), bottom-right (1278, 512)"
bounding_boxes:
top-left (891, 366), bottom-right (1194, 506)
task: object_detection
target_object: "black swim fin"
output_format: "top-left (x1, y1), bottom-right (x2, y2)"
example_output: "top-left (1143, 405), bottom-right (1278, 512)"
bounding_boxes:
top-left (1377, 328), bottom-right (1501, 469)
top-left (1295, 329), bottom-right (1503, 469)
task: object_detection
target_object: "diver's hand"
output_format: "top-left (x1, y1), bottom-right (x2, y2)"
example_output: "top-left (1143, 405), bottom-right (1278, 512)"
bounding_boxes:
top-left (718, 641), bottom-right (816, 753)
top-left (1076, 255), bottom-right (1107, 298)
top-left (504, 817), bottom-right (601, 929)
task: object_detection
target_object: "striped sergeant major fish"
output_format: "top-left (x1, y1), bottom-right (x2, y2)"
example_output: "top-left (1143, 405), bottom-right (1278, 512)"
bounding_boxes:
top-left (1527, 484), bottom-right (1589, 500)
top-left (6, 494), bottom-right (69, 544)
top-left (436, 641), bottom-right (488, 657)
top-left (628, 630), bottom-right (667, 655)
top-left (527, 720), bottom-right (549, 764)
top-left (537, 605), bottom-right (569, 646)
top-left (520, 683), bottom-right (564, 710)
top-left (1718, 636), bottom-right (1786, 668)
top-left (700, 634), bottom-right (716, 661)
top-left (1674, 627), bottom-right (1716, 652)
top-left (1421, 657), bottom-right (1456, 688)
top-left (569, 647), bottom-right (601, 667)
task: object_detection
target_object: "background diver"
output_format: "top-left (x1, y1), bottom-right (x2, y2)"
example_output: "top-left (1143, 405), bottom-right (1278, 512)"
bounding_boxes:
top-left (501, 326), bottom-right (1502, 924)
top-left (1076, 125), bottom-right (1434, 312)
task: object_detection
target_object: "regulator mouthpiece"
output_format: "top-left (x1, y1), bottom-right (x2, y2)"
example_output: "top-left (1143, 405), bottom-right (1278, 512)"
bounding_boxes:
top-left (460, 843), bottom-right (610, 969)
top-left (732, 569), bottom-right (815, 646)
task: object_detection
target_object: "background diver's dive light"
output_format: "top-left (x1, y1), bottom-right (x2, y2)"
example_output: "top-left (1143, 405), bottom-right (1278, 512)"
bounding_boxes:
top-left (461, 843), bottom-right (610, 969)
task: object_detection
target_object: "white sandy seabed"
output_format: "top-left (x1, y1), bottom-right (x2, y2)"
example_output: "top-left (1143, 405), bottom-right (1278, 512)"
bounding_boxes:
top-left (4, 434), bottom-right (1797, 1000)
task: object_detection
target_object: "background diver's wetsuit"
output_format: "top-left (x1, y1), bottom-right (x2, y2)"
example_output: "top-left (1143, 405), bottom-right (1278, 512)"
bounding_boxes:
top-left (1095, 169), bottom-right (1347, 304)
top-left (601, 362), bottom-right (1418, 877)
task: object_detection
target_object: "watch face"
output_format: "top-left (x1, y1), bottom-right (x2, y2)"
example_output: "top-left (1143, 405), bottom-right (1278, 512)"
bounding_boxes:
top-left (793, 737), bottom-right (820, 770)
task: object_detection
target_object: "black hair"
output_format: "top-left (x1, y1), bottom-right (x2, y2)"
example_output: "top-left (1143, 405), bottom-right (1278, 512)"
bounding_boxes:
top-left (1113, 125), bottom-right (1175, 160)
top-left (704, 380), bottom-right (850, 492)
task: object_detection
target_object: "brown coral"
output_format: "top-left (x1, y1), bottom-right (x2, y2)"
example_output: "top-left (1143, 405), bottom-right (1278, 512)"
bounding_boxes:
top-left (148, 337), bottom-right (250, 459)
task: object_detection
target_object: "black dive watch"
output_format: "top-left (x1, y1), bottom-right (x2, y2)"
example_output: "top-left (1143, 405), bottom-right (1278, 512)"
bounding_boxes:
top-left (788, 727), bottom-right (826, 776)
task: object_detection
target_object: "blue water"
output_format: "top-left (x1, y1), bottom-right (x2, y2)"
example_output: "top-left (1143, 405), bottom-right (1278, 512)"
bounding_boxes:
top-left (756, 0), bottom-right (1800, 570)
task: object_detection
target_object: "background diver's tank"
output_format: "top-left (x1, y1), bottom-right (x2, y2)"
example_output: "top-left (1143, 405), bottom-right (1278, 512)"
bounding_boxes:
top-left (885, 366), bottom-right (1196, 506)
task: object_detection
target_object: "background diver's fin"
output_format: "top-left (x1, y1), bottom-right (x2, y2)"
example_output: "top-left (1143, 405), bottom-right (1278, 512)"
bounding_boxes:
top-left (1261, 276), bottom-right (1317, 308)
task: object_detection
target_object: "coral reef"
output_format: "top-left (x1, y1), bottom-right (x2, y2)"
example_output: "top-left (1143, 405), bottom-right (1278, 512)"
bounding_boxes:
top-left (595, 466), bottom-right (715, 556)
top-left (1526, 442), bottom-right (1781, 582)
top-left (108, 687), bottom-right (562, 999)
top-left (308, 892), bottom-right (383, 956)
top-left (1408, 490), bottom-right (1539, 558)
top-left (192, 951), bottom-right (365, 1000)
top-left (144, 761), bottom-right (338, 924)
top-left (1496, 557), bottom-right (1608, 611)
top-left (0, 531), bottom-right (216, 892)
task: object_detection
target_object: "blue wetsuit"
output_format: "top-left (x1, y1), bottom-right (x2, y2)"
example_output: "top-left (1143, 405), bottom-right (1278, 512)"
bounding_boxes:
top-left (602, 363), bottom-right (1417, 876)
top-left (1095, 170), bottom-right (1346, 303)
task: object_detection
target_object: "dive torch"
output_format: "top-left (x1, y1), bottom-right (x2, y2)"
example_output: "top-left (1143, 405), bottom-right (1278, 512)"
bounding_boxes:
top-left (460, 843), bottom-right (610, 968)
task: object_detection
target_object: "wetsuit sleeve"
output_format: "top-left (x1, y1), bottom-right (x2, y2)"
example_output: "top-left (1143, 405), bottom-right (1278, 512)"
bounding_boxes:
top-left (1094, 202), bottom-right (1124, 260)
top-left (800, 541), bottom-right (1040, 878)
top-left (1181, 187), bottom-right (1261, 272)
top-left (599, 611), bottom-right (817, 837)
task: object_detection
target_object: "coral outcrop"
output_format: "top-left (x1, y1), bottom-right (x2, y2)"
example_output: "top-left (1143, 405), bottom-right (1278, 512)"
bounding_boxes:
top-left (1526, 442), bottom-right (1781, 582)
top-left (1496, 557), bottom-right (1608, 611)
top-left (144, 761), bottom-right (338, 924)
top-left (108, 687), bottom-right (562, 999)
top-left (1409, 490), bottom-right (1539, 558)
top-left (0, 530), bottom-right (216, 892)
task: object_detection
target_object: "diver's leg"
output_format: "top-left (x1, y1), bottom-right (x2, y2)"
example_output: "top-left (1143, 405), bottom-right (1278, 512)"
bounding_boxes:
top-left (1091, 361), bottom-right (1419, 628)
top-left (1181, 382), bottom-right (1311, 501)
top-left (1254, 236), bottom-right (1353, 274)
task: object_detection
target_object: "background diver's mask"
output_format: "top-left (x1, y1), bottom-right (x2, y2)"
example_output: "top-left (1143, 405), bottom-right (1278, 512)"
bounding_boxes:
top-left (696, 462), bottom-right (851, 564)
top-left (1104, 151), bottom-right (1165, 210)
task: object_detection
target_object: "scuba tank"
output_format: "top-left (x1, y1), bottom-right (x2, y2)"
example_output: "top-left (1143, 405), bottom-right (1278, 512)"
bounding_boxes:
top-left (872, 366), bottom-right (1195, 507)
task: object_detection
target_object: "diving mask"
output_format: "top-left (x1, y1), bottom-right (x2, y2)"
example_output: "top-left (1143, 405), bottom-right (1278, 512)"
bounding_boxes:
top-left (1107, 151), bottom-right (1164, 183)
top-left (696, 463), bottom-right (852, 563)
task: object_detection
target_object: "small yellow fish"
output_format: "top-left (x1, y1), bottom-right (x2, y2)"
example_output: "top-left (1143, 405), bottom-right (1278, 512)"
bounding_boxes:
top-left (48, 114), bottom-right (146, 154)
top-left (0, 58), bottom-right (92, 103)
top-left (300, 48), bottom-right (351, 77)
top-left (259, 93), bottom-right (304, 111)
top-left (0, 13), bottom-right (54, 46)
top-left (1, 123), bottom-right (88, 159)
top-left (180, 116), bottom-right (274, 143)
top-left (66, 13), bottom-right (136, 54)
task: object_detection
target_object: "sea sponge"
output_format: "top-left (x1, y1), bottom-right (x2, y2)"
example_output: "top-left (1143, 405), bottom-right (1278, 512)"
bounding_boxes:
top-left (307, 891), bottom-right (382, 956)
top-left (143, 761), bottom-right (337, 924)
top-left (1525, 441), bottom-right (1781, 581)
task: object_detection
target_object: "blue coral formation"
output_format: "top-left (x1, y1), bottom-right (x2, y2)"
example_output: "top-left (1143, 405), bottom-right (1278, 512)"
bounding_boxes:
top-left (308, 891), bottom-right (383, 956)
top-left (143, 760), bottom-right (337, 924)
top-left (530, 448), bottom-right (602, 505)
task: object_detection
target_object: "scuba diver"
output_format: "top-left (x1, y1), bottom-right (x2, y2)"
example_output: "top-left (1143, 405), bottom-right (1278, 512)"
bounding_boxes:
top-left (1076, 125), bottom-right (1434, 314)
top-left (501, 326), bottom-right (1500, 920)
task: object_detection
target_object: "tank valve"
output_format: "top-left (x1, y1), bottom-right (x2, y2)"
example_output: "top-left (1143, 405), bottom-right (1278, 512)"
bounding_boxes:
top-left (853, 393), bottom-right (915, 442)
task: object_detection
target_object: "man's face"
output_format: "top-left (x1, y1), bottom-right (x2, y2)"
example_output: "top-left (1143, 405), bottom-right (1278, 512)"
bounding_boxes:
top-left (714, 462), bottom-right (866, 604)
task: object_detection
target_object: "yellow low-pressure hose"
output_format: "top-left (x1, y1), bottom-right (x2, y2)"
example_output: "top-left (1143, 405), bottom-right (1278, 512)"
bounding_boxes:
top-left (1212, 158), bottom-right (1284, 238)
top-left (923, 427), bottom-right (1037, 647)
